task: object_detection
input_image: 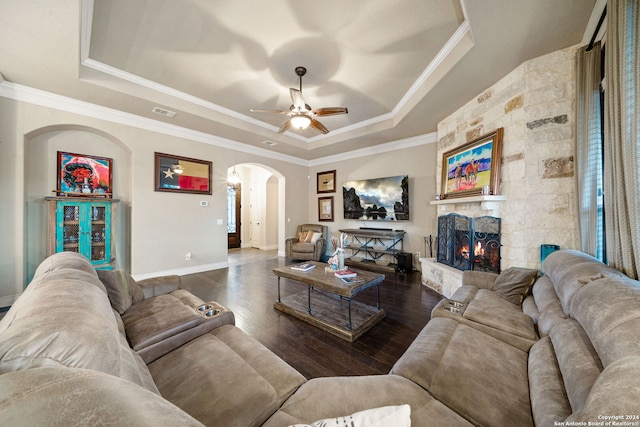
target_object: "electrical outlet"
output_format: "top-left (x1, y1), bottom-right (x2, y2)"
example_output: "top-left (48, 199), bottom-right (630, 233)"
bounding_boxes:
top-left (185, 252), bottom-right (192, 261)
top-left (415, 252), bottom-right (421, 260)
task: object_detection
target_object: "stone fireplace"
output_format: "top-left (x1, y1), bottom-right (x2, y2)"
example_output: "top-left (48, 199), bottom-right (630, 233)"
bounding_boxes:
top-left (436, 213), bottom-right (501, 273)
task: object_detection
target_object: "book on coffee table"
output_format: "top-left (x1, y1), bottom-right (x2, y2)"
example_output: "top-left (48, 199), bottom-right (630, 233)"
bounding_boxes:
top-left (291, 263), bottom-right (315, 271)
top-left (334, 269), bottom-right (357, 279)
top-left (340, 276), bottom-right (365, 284)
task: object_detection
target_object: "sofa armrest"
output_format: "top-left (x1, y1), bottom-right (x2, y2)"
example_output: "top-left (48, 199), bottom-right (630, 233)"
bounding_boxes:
top-left (137, 275), bottom-right (181, 299)
top-left (462, 271), bottom-right (498, 290)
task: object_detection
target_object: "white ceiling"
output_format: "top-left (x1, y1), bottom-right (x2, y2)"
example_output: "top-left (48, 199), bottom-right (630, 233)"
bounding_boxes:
top-left (0, 0), bottom-right (597, 161)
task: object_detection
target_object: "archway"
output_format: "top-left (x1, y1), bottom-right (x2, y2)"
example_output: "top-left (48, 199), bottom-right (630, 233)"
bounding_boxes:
top-left (24, 125), bottom-right (132, 281)
top-left (226, 163), bottom-right (286, 260)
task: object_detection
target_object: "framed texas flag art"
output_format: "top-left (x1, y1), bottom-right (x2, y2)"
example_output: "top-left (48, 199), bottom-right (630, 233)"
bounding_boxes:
top-left (154, 152), bottom-right (212, 195)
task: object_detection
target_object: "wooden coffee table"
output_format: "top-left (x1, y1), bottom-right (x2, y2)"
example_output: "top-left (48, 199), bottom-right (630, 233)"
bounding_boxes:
top-left (273, 262), bottom-right (385, 342)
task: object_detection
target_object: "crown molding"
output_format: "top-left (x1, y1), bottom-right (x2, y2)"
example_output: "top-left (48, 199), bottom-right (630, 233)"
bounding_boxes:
top-left (0, 79), bottom-right (436, 166)
top-left (308, 132), bottom-right (437, 167)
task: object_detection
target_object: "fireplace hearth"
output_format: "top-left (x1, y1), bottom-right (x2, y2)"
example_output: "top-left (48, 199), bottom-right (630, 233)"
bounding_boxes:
top-left (436, 213), bottom-right (501, 273)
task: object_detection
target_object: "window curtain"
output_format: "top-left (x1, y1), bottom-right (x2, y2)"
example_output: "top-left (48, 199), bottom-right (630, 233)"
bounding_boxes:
top-left (604, 0), bottom-right (640, 279)
top-left (575, 42), bottom-right (603, 260)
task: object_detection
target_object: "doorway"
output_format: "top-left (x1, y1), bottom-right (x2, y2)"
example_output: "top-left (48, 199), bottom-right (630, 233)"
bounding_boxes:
top-left (226, 164), bottom-right (285, 259)
top-left (227, 183), bottom-right (241, 249)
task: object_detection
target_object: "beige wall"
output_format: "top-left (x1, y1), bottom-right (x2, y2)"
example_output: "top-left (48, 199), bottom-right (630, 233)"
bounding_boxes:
top-left (0, 96), bottom-right (437, 305)
top-left (308, 141), bottom-right (439, 263)
top-left (0, 97), bottom-right (312, 305)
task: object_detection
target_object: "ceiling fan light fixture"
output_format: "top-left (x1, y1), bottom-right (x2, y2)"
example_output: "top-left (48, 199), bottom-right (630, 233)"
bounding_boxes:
top-left (290, 114), bottom-right (311, 130)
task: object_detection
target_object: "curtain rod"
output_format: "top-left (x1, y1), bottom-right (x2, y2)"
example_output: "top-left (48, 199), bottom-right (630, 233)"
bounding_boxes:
top-left (587, 5), bottom-right (607, 51)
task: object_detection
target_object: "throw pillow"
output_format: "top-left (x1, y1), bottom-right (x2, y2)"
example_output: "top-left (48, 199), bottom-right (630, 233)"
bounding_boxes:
top-left (492, 267), bottom-right (539, 306)
top-left (310, 232), bottom-right (323, 243)
top-left (298, 232), bottom-right (307, 242)
top-left (289, 404), bottom-right (410, 427)
top-left (97, 270), bottom-right (144, 314)
top-left (303, 230), bottom-right (315, 243)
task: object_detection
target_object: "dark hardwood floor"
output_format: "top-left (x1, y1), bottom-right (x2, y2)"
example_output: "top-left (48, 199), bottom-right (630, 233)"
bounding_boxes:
top-left (180, 251), bottom-right (442, 379)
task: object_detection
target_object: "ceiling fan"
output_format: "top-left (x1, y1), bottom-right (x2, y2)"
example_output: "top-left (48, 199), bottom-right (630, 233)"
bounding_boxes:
top-left (250, 66), bottom-right (348, 135)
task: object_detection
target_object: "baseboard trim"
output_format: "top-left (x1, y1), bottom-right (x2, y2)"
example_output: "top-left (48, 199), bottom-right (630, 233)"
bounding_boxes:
top-left (132, 261), bottom-right (228, 281)
top-left (0, 294), bottom-right (19, 310)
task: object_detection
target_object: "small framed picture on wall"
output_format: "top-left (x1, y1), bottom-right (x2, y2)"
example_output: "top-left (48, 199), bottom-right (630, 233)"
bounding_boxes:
top-left (317, 170), bottom-right (336, 193)
top-left (318, 196), bottom-right (334, 222)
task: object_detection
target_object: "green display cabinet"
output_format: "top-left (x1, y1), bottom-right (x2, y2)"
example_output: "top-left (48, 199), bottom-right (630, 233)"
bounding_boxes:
top-left (46, 197), bottom-right (119, 270)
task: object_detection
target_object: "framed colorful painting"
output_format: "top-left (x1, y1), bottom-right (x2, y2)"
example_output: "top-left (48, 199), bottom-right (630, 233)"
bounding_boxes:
top-left (154, 152), bottom-right (212, 195)
top-left (57, 151), bottom-right (113, 197)
top-left (440, 128), bottom-right (503, 199)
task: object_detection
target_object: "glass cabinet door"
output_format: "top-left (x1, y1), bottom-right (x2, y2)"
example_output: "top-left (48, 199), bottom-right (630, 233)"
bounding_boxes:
top-left (59, 204), bottom-right (80, 253)
top-left (90, 205), bottom-right (107, 263)
top-left (55, 201), bottom-right (112, 266)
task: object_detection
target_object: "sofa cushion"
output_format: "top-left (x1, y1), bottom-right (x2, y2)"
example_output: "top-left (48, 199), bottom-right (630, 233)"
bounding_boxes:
top-left (121, 291), bottom-right (234, 363)
top-left (528, 336), bottom-right (572, 426)
top-left (0, 252), bottom-right (158, 394)
top-left (432, 287), bottom-right (537, 351)
top-left (97, 269), bottom-right (144, 314)
top-left (0, 367), bottom-right (203, 427)
top-left (263, 375), bottom-right (473, 427)
top-left (528, 275), bottom-right (567, 336)
top-left (543, 250), bottom-right (626, 315)
top-left (289, 404), bottom-right (410, 427)
top-left (549, 319), bottom-right (602, 412)
top-left (565, 355), bottom-right (640, 423)
top-left (491, 267), bottom-right (538, 306)
top-left (569, 275), bottom-right (640, 367)
top-left (391, 318), bottom-right (532, 427)
top-left (149, 324), bottom-right (306, 427)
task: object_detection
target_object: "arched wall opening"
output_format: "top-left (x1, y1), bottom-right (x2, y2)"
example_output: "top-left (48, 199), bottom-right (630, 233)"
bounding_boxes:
top-left (226, 163), bottom-right (286, 258)
top-left (23, 124), bottom-right (132, 281)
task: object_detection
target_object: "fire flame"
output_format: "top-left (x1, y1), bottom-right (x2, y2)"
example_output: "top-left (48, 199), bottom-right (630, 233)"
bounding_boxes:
top-left (460, 242), bottom-right (484, 259)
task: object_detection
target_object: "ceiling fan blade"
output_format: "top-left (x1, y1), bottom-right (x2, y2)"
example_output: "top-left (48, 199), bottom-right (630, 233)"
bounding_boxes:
top-left (249, 108), bottom-right (289, 115)
top-left (309, 118), bottom-right (329, 134)
top-left (313, 107), bottom-right (349, 117)
top-left (290, 88), bottom-right (307, 111)
top-left (277, 119), bottom-right (292, 134)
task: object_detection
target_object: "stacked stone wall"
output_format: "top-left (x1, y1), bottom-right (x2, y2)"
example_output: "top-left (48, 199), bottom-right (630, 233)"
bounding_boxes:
top-left (435, 45), bottom-right (579, 270)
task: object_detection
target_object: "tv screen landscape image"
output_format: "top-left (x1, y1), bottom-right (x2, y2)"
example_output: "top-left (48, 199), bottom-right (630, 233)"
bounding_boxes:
top-left (343, 175), bottom-right (409, 221)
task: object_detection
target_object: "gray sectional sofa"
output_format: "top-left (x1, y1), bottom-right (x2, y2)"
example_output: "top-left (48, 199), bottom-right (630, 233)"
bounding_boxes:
top-left (1, 249), bottom-right (640, 426)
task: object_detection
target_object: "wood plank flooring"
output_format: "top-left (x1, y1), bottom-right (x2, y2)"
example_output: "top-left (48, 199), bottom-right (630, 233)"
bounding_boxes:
top-left (180, 252), bottom-right (442, 379)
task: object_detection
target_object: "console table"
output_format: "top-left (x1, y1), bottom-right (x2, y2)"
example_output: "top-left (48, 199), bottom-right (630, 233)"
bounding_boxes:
top-left (339, 228), bottom-right (410, 273)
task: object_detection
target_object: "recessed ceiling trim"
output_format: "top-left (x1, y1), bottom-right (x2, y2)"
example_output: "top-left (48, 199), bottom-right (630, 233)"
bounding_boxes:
top-left (1, 79), bottom-right (434, 168)
top-left (308, 132), bottom-right (437, 167)
top-left (80, 0), bottom-right (94, 62)
top-left (79, 0), bottom-right (471, 146)
top-left (392, 19), bottom-right (472, 117)
top-left (0, 79), bottom-right (302, 163)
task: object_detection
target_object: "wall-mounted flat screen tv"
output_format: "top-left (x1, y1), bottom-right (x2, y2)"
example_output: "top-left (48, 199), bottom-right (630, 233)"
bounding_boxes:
top-left (343, 175), bottom-right (409, 221)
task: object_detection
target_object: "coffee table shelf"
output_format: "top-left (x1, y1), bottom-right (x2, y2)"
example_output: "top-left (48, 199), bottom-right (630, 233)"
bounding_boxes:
top-left (273, 262), bottom-right (385, 342)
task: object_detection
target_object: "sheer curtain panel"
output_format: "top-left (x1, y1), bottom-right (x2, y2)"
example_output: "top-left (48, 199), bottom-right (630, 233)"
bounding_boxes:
top-left (576, 42), bottom-right (604, 260)
top-left (604, 0), bottom-right (640, 279)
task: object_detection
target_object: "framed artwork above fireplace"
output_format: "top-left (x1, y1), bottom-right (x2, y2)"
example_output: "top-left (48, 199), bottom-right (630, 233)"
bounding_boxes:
top-left (441, 128), bottom-right (503, 199)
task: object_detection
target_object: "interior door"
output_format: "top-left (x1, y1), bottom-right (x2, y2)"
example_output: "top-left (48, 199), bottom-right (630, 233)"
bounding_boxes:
top-left (249, 184), bottom-right (263, 249)
top-left (227, 184), bottom-right (241, 249)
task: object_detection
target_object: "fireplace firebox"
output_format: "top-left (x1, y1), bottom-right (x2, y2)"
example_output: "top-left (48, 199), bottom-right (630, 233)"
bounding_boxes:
top-left (436, 214), bottom-right (501, 273)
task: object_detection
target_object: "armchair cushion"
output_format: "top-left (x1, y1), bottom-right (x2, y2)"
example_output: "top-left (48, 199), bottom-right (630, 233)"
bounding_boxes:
top-left (287, 224), bottom-right (328, 261)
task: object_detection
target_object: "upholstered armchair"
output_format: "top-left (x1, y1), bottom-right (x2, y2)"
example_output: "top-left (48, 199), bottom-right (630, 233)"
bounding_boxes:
top-left (285, 224), bottom-right (328, 261)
